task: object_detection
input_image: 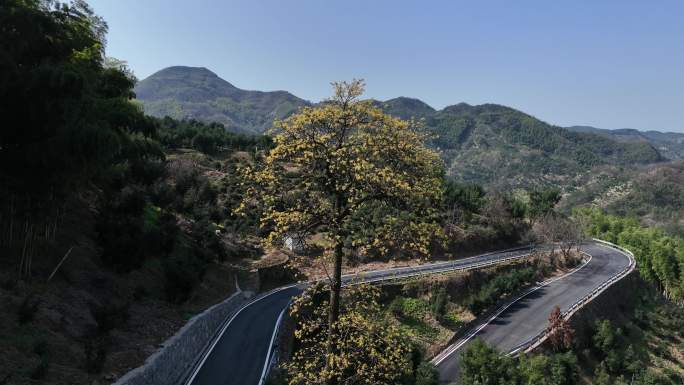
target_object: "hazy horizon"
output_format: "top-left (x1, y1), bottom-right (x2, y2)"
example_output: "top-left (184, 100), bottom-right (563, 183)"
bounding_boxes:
top-left (91, 0), bottom-right (684, 133)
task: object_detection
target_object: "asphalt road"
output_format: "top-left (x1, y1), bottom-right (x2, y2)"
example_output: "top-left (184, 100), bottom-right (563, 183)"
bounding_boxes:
top-left (187, 285), bottom-right (303, 385)
top-left (187, 246), bottom-right (536, 385)
top-left (434, 242), bottom-right (632, 384)
top-left (185, 242), bottom-right (629, 385)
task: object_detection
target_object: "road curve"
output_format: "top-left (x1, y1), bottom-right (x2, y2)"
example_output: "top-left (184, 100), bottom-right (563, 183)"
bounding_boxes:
top-left (185, 242), bottom-right (629, 385)
top-left (433, 242), bottom-right (632, 384)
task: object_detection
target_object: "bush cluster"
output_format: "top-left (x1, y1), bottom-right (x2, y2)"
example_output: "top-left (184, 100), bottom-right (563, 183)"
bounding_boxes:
top-left (465, 267), bottom-right (535, 314)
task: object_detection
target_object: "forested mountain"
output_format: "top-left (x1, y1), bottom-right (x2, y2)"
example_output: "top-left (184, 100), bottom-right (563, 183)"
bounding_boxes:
top-left (134, 66), bottom-right (309, 134)
top-left (417, 103), bottom-right (663, 188)
top-left (567, 125), bottom-right (684, 160)
top-left (136, 68), bottom-right (664, 188)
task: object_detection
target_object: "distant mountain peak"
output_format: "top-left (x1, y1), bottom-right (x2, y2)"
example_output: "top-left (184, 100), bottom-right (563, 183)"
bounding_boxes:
top-left (157, 65), bottom-right (216, 74)
top-left (377, 96), bottom-right (435, 120)
top-left (134, 66), bottom-right (309, 133)
top-left (146, 66), bottom-right (225, 82)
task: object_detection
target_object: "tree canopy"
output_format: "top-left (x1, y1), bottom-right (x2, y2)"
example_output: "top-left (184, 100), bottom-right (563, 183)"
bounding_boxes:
top-left (241, 79), bottom-right (443, 256)
top-left (577, 208), bottom-right (684, 303)
top-left (0, 0), bottom-right (160, 195)
top-left (242, 79), bottom-right (443, 384)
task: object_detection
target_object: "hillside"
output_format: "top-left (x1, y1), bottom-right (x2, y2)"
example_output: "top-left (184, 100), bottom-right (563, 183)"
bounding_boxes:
top-left (135, 67), bottom-right (664, 188)
top-left (567, 125), bottom-right (684, 160)
top-left (416, 103), bottom-right (663, 188)
top-left (561, 161), bottom-right (684, 236)
top-left (134, 66), bottom-right (310, 134)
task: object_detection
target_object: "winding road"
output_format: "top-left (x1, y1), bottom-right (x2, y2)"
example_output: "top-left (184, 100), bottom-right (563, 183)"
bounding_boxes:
top-left (433, 242), bottom-right (632, 383)
top-left (185, 241), bottom-right (632, 385)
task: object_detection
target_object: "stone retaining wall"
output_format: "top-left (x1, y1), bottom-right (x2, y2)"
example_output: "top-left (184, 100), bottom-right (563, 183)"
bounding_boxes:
top-left (114, 290), bottom-right (250, 385)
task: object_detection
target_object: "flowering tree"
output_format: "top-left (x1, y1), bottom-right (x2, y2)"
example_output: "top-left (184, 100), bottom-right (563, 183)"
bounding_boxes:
top-left (547, 305), bottom-right (573, 351)
top-left (241, 80), bottom-right (443, 384)
top-left (286, 284), bottom-right (412, 385)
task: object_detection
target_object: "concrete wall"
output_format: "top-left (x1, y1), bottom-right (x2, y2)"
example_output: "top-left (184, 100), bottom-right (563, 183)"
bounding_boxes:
top-left (114, 290), bottom-right (250, 385)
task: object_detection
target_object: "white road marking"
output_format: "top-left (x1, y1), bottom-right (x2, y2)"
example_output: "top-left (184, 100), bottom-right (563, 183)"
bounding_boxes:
top-left (258, 307), bottom-right (287, 385)
top-left (432, 252), bottom-right (593, 366)
top-left (186, 284), bottom-right (297, 385)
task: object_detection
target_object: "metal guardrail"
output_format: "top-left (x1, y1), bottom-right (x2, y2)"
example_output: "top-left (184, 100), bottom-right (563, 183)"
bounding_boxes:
top-left (343, 245), bottom-right (537, 286)
top-left (507, 239), bottom-right (636, 355)
top-left (258, 245), bottom-right (538, 383)
top-left (200, 242), bottom-right (594, 385)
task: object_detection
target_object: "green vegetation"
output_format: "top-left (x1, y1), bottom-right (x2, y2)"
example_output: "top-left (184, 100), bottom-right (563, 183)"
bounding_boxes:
top-left (1, 0), bottom-right (162, 280)
top-left (134, 68), bottom-right (667, 189)
top-left (414, 362), bottom-right (440, 385)
top-left (0, 0), bottom-right (160, 197)
top-left (577, 208), bottom-right (684, 303)
top-left (564, 162), bottom-right (684, 237)
top-left (0, 2), bottom-right (270, 382)
top-left (460, 338), bottom-right (579, 385)
top-left (567, 126), bottom-right (684, 161)
top-left (465, 267), bottom-right (535, 314)
top-left (156, 117), bottom-right (273, 153)
top-left (459, 284), bottom-right (684, 385)
top-left (379, 254), bottom-right (575, 364)
top-left (422, 103), bottom-right (663, 188)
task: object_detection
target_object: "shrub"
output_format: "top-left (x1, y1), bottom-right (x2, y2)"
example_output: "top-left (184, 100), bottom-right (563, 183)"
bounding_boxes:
top-left (429, 288), bottom-right (449, 320)
top-left (389, 297), bottom-right (405, 318)
top-left (414, 362), bottom-right (439, 385)
top-left (466, 267), bottom-right (535, 315)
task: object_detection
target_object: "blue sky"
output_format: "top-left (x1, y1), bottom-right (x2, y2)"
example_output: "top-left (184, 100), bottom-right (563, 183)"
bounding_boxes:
top-left (90, 0), bottom-right (684, 132)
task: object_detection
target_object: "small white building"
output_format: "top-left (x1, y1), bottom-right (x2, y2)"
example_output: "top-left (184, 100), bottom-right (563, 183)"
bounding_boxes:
top-left (284, 234), bottom-right (306, 253)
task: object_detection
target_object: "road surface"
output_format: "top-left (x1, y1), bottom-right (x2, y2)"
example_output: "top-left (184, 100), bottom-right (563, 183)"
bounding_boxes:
top-left (186, 286), bottom-right (303, 385)
top-left (433, 242), bottom-right (632, 384)
top-left (186, 241), bottom-right (630, 385)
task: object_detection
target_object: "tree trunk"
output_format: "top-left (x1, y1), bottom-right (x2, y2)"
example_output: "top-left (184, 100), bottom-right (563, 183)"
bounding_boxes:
top-left (325, 240), bottom-right (344, 385)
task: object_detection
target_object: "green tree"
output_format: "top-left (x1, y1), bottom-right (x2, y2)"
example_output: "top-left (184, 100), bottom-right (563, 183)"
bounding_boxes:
top-left (529, 188), bottom-right (561, 219)
top-left (460, 338), bottom-right (519, 385)
top-left (574, 207), bottom-right (684, 303)
top-left (0, 0), bottom-right (159, 192)
top-left (191, 132), bottom-right (218, 154)
top-left (242, 80), bottom-right (443, 384)
top-left (594, 364), bottom-right (612, 385)
top-left (443, 181), bottom-right (485, 223)
top-left (0, 0), bottom-right (161, 277)
top-left (593, 319), bottom-right (617, 355)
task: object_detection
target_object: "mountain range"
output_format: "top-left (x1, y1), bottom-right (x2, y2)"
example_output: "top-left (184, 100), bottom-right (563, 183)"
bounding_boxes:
top-left (566, 126), bottom-right (684, 160)
top-left (135, 66), bottom-right (673, 187)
